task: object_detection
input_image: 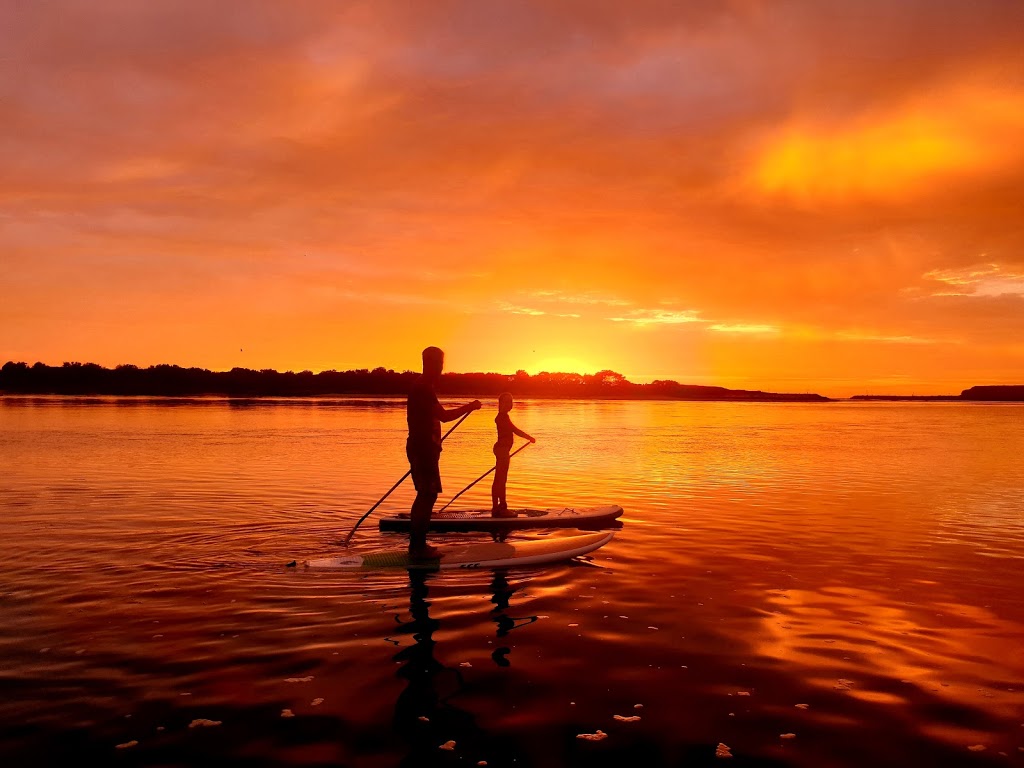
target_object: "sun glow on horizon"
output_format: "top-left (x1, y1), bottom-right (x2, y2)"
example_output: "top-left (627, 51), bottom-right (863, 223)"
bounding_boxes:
top-left (524, 357), bottom-right (599, 377)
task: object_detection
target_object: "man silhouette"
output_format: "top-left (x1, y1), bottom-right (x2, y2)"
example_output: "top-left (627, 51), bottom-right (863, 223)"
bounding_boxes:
top-left (407, 347), bottom-right (481, 558)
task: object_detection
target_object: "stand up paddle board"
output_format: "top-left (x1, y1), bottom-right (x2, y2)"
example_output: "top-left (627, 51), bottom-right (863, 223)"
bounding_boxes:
top-left (378, 504), bottom-right (623, 533)
top-left (305, 531), bottom-right (613, 570)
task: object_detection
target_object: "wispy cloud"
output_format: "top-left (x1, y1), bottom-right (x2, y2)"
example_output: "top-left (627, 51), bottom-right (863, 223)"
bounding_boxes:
top-left (609, 309), bottom-right (703, 326)
top-left (835, 331), bottom-right (939, 345)
top-left (529, 290), bottom-right (632, 307)
top-left (497, 302), bottom-right (579, 318)
top-left (924, 264), bottom-right (1024, 297)
top-left (708, 323), bottom-right (780, 334)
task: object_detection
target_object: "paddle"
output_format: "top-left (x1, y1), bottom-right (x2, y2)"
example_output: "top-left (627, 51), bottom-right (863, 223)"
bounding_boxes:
top-left (342, 410), bottom-right (472, 546)
top-left (436, 440), bottom-right (532, 513)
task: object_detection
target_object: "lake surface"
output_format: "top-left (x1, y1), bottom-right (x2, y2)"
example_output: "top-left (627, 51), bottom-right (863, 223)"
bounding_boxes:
top-left (1, 396), bottom-right (1022, 767)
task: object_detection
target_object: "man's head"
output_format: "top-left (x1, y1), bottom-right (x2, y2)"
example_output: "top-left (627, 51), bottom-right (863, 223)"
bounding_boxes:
top-left (422, 346), bottom-right (444, 381)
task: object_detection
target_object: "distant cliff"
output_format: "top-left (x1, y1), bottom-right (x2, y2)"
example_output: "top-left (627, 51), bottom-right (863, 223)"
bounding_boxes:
top-left (851, 385), bottom-right (1024, 402)
top-left (959, 385), bottom-right (1024, 401)
top-left (0, 361), bottom-right (830, 402)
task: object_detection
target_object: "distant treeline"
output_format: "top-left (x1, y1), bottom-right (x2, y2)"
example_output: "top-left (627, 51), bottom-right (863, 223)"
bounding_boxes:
top-left (0, 361), bottom-right (829, 401)
top-left (851, 385), bottom-right (1024, 402)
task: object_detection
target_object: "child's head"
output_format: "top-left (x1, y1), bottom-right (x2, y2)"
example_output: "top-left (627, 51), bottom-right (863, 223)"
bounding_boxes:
top-left (498, 392), bottom-right (514, 412)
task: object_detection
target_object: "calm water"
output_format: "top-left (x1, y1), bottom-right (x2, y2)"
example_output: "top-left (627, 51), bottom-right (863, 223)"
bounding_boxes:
top-left (1, 396), bottom-right (1022, 767)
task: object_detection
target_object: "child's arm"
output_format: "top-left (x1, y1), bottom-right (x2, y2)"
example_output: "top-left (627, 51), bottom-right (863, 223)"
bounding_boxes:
top-left (510, 421), bottom-right (536, 443)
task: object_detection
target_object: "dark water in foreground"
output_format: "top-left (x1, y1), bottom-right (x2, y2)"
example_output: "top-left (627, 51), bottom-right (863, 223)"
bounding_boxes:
top-left (1, 396), bottom-right (1022, 767)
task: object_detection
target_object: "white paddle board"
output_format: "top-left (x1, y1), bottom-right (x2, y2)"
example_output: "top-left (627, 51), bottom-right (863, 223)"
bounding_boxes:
top-left (305, 531), bottom-right (613, 570)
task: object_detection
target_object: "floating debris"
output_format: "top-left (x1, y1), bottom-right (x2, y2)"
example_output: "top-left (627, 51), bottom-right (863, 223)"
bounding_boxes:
top-left (188, 719), bottom-right (221, 728)
top-left (459, 662), bottom-right (473, 668)
top-left (795, 703), bottom-right (810, 709)
top-left (834, 679), bottom-right (854, 691)
top-left (281, 709), bottom-right (295, 718)
top-left (613, 715), bottom-right (640, 722)
top-left (439, 740), bottom-right (456, 750)
top-left (568, 623), bottom-right (579, 627)
top-left (647, 626), bottom-right (659, 630)
top-left (715, 742), bottom-right (733, 758)
top-left (478, 762), bottom-right (488, 766)
top-left (634, 704), bottom-right (643, 709)
top-left (311, 698), bottom-right (324, 706)
top-left (284, 676), bottom-right (314, 683)
top-left (736, 691), bottom-right (751, 697)
top-left (780, 733), bottom-right (796, 739)
top-left (418, 716), bottom-right (430, 722)
top-left (619, 615), bottom-right (629, 619)
top-left (967, 745), bottom-right (986, 752)
top-left (577, 730), bottom-right (607, 742)
top-left (115, 741), bottom-right (138, 749)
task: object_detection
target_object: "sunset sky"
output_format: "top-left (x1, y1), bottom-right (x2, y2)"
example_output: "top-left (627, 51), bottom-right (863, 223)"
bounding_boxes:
top-left (3, 1), bottom-right (1023, 396)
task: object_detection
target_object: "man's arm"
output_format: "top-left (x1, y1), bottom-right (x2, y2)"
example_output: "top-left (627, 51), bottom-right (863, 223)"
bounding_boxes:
top-left (439, 399), bottom-right (482, 422)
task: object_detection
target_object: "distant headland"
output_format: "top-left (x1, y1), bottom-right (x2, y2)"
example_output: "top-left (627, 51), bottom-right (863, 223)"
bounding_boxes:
top-left (851, 385), bottom-right (1024, 402)
top-left (0, 361), bottom-right (828, 402)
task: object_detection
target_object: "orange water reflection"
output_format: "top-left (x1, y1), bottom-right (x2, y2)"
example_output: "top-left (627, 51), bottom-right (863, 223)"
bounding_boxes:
top-left (1, 397), bottom-right (1023, 766)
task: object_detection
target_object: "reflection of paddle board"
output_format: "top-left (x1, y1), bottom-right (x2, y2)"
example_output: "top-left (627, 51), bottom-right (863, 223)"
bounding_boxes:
top-left (378, 505), bottom-right (623, 533)
top-left (305, 531), bottom-right (613, 570)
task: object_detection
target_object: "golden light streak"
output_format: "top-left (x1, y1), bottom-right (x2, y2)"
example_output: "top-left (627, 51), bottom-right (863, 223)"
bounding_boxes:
top-left (751, 85), bottom-right (1024, 202)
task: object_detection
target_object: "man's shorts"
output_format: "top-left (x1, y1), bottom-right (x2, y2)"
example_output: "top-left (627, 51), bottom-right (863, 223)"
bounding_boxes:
top-left (407, 444), bottom-right (442, 495)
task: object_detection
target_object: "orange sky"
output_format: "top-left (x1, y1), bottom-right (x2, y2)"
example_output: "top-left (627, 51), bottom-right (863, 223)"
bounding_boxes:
top-left (2, 1), bottom-right (1023, 396)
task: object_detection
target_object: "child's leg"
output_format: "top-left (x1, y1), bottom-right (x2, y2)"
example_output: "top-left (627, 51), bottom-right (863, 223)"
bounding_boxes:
top-left (492, 453), bottom-right (510, 514)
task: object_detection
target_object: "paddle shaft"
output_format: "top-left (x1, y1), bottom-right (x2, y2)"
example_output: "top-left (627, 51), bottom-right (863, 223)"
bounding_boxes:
top-left (437, 440), bottom-right (532, 513)
top-left (342, 410), bottom-right (472, 545)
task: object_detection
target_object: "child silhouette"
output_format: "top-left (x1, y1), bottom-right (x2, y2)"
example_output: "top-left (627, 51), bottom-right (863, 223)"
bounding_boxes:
top-left (491, 392), bottom-right (535, 517)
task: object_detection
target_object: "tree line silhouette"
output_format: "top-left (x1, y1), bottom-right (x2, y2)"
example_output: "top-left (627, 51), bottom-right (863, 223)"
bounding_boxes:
top-left (0, 361), bottom-right (831, 401)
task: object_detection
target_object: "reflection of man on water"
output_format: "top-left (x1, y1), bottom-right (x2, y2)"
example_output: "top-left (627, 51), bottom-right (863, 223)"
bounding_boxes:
top-left (406, 346), bottom-right (481, 559)
top-left (391, 571), bottom-right (539, 762)
top-left (392, 571), bottom-right (479, 762)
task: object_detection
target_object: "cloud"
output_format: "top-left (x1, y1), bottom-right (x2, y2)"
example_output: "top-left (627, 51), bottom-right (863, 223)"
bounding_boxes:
top-left (609, 309), bottom-right (704, 326)
top-left (746, 83), bottom-right (1024, 204)
top-left (834, 332), bottom-right (939, 345)
top-left (924, 264), bottom-right (1024, 298)
top-left (2, 1), bottom-right (1024, 392)
top-left (709, 324), bottom-right (780, 335)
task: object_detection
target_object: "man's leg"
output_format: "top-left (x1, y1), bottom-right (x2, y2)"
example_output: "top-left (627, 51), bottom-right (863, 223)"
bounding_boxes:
top-left (409, 489), bottom-right (437, 552)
